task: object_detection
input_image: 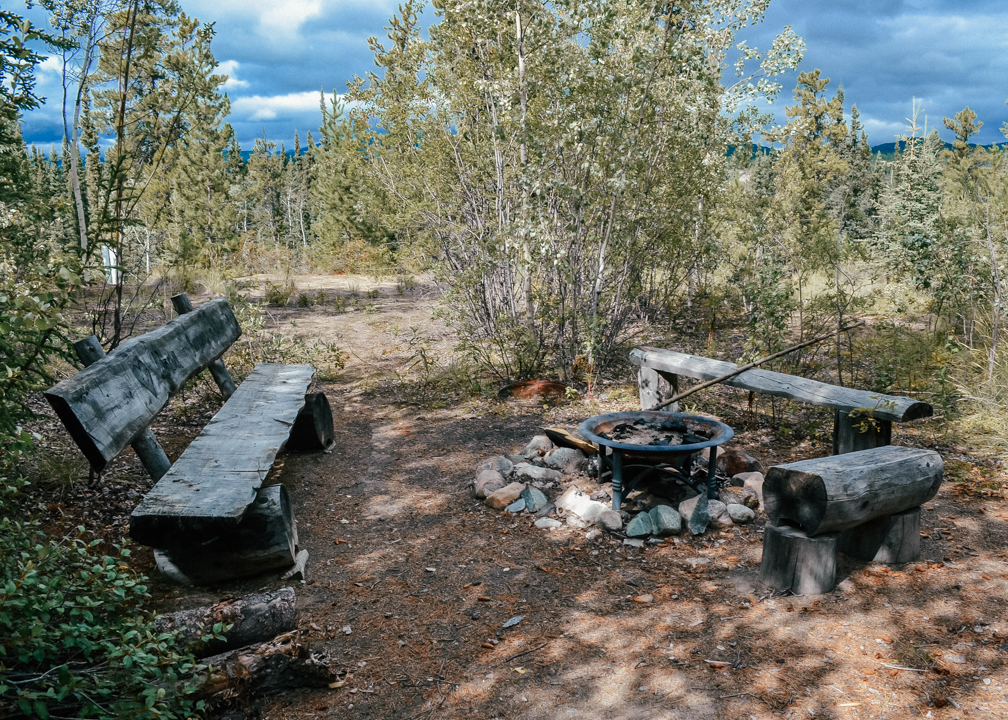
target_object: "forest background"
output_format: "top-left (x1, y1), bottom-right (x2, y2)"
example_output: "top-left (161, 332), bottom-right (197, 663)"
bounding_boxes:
top-left (3, 0), bottom-right (1008, 717)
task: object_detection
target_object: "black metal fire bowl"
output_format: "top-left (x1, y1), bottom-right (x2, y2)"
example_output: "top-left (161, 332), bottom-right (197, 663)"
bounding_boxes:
top-left (578, 411), bottom-right (734, 511)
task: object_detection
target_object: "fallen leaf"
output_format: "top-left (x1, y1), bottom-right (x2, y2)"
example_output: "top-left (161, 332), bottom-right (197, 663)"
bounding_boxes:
top-left (982, 574), bottom-right (992, 580)
top-left (513, 667), bottom-right (526, 674)
top-left (481, 643), bottom-right (495, 649)
top-left (704, 659), bottom-right (730, 668)
top-left (633, 594), bottom-right (654, 604)
top-left (478, 596), bottom-right (492, 602)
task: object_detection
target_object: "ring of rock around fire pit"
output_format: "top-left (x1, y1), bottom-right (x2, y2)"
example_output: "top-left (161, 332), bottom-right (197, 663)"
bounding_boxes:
top-left (578, 411), bottom-right (734, 511)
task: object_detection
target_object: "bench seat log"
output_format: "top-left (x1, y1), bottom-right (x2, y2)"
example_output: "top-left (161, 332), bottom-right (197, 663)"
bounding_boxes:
top-left (129, 363), bottom-right (315, 547)
top-left (764, 445), bottom-right (943, 536)
top-left (629, 347), bottom-right (932, 425)
top-left (44, 298), bottom-right (241, 472)
top-left (153, 485), bottom-right (298, 585)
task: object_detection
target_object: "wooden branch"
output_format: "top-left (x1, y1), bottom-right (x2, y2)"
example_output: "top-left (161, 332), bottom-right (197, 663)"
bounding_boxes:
top-left (649, 322), bottom-right (867, 412)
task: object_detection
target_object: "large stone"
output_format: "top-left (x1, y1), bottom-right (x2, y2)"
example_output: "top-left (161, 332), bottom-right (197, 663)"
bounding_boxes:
top-left (727, 503), bottom-right (755, 524)
top-left (708, 499), bottom-right (733, 529)
top-left (522, 435), bottom-right (554, 459)
top-left (743, 474), bottom-right (765, 513)
top-left (505, 498), bottom-right (526, 513)
top-left (485, 482), bottom-right (526, 510)
top-left (474, 469), bottom-right (507, 499)
top-left (649, 505), bottom-right (682, 537)
top-left (595, 510), bottom-right (623, 532)
top-left (521, 486), bottom-right (549, 513)
top-left (555, 485), bottom-right (607, 522)
top-left (478, 456), bottom-right (514, 478)
top-left (543, 447), bottom-right (588, 475)
top-left (513, 463), bottom-right (562, 483)
top-left (718, 488), bottom-right (746, 506)
top-left (731, 470), bottom-right (763, 488)
top-left (717, 448), bottom-right (763, 477)
top-left (566, 514), bottom-right (589, 529)
top-left (679, 494), bottom-right (710, 535)
top-left (626, 512), bottom-right (654, 538)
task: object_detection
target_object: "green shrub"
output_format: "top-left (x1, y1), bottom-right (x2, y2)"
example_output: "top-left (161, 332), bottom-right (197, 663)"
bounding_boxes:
top-left (0, 476), bottom-right (206, 719)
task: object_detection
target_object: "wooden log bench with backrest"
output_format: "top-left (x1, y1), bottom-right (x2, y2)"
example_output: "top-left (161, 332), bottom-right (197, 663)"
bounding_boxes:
top-left (629, 346), bottom-right (943, 595)
top-left (44, 294), bottom-right (333, 584)
top-left (629, 346), bottom-right (933, 455)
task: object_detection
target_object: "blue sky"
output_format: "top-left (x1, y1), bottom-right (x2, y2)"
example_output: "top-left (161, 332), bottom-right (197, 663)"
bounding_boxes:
top-left (13, 0), bottom-right (1008, 149)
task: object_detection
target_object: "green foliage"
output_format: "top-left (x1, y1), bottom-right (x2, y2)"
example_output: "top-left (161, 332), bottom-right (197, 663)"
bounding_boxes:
top-left (0, 476), bottom-right (206, 719)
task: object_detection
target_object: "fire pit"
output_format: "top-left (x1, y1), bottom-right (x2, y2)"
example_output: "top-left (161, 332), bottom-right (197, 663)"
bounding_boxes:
top-left (578, 411), bottom-right (734, 511)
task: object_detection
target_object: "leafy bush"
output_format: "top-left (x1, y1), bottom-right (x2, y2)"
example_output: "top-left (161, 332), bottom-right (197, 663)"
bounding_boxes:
top-left (0, 476), bottom-right (205, 719)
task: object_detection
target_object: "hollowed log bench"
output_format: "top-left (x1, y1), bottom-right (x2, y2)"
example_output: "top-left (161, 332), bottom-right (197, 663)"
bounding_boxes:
top-left (630, 346), bottom-right (933, 455)
top-left (759, 445), bottom-right (944, 594)
top-left (44, 293), bottom-right (333, 585)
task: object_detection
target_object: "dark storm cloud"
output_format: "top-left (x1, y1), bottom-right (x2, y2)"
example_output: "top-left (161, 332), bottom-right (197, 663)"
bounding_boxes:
top-left (744, 0), bottom-right (1008, 144)
top-left (11, 0), bottom-right (1008, 148)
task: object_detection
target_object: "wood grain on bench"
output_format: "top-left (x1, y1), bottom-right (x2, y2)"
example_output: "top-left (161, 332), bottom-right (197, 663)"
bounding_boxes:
top-left (129, 363), bottom-right (315, 547)
top-left (44, 299), bottom-right (241, 472)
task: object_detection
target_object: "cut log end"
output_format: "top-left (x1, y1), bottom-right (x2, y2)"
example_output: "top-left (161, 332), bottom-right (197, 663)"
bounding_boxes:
top-left (760, 523), bottom-right (838, 596)
top-left (286, 392), bottom-right (334, 452)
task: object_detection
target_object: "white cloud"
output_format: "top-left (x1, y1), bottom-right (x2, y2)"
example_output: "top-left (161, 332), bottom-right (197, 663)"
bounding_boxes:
top-left (231, 90), bottom-right (324, 121)
top-left (258, 0), bottom-right (322, 38)
top-left (38, 55), bottom-right (63, 77)
top-left (217, 60), bottom-right (248, 89)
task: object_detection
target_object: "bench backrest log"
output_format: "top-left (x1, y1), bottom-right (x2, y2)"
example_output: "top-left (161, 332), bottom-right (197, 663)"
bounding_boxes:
top-left (44, 298), bottom-right (241, 472)
top-left (630, 346), bottom-right (932, 423)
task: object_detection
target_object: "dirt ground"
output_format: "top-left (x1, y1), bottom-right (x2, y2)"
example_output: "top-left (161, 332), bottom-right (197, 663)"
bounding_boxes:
top-left (24, 275), bottom-right (1008, 719)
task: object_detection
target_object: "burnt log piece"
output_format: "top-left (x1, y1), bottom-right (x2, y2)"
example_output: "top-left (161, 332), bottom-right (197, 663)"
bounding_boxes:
top-left (198, 631), bottom-right (341, 703)
top-left (838, 507), bottom-right (921, 564)
top-left (73, 335), bottom-right (171, 481)
top-left (764, 445), bottom-right (943, 536)
top-left (171, 293), bottom-right (237, 400)
top-left (45, 299), bottom-right (241, 472)
top-left (155, 587), bottom-right (297, 657)
top-left (130, 363), bottom-right (315, 547)
top-left (153, 485), bottom-right (298, 583)
top-left (760, 523), bottom-right (838, 595)
top-left (285, 392), bottom-right (333, 452)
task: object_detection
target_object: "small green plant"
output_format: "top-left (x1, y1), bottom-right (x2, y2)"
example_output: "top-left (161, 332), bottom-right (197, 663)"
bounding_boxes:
top-left (0, 475), bottom-right (209, 719)
top-left (297, 292), bottom-right (311, 307)
top-left (264, 280), bottom-right (295, 306)
top-left (395, 274), bottom-right (417, 295)
top-left (315, 290), bottom-right (327, 306)
top-left (365, 289), bottom-right (380, 299)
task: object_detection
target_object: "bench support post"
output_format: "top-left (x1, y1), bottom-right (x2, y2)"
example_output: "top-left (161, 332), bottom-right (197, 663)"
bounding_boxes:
top-left (833, 409), bottom-right (892, 455)
top-left (760, 523), bottom-right (838, 595)
top-left (637, 367), bottom-right (679, 412)
top-left (838, 507), bottom-right (921, 564)
top-left (74, 336), bottom-right (171, 481)
top-left (171, 293), bottom-right (237, 400)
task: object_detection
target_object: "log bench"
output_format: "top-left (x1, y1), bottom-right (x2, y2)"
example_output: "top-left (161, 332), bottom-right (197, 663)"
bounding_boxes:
top-left (759, 445), bottom-right (943, 594)
top-left (629, 346), bottom-right (933, 454)
top-left (44, 294), bottom-right (333, 584)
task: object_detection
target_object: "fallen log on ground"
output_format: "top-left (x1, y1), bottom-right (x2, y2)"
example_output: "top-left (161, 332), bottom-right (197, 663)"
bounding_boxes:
top-left (155, 587), bottom-right (297, 657)
top-left (197, 631), bottom-right (342, 703)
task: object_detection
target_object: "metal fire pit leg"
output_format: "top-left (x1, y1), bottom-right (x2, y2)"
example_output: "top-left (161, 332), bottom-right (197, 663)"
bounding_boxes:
top-left (611, 451), bottom-right (624, 511)
top-left (707, 445), bottom-right (718, 499)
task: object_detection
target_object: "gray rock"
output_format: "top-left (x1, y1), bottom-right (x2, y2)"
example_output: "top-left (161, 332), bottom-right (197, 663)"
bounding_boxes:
top-left (507, 454), bottom-right (526, 467)
top-left (478, 456), bottom-right (515, 477)
top-left (649, 505), bottom-right (682, 536)
top-left (543, 447), bottom-right (588, 475)
top-left (474, 469), bottom-right (507, 499)
top-left (732, 470), bottom-right (763, 488)
top-left (718, 488), bottom-right (746, 506)
top-left (522, 435), bottom-right (554, 459)
top-left (585, 529), bottom-right (602, 540)
top-left (595, 509), bottom-right (623, 532)
top-left (534, 517), bottom-right (562, 530)
top-left (727, 503), bottom-right (755, 524)
top-left (485, 482), bottom-right (526, 510)
top-left (521, 486), bottom-right (549, 513)
top-left (623, 538), bottom-right (645, 548)
top-left (626, 512), bottom-right (654, 537)
top-left (717, 448), bottom-right (764, 476)
top-left (535, 502), bottom-right (556, 518)
top-left (739, 486), bottom-right (760, 510)
top-left (743, 474), bottom-right (765, 512)
top-left (708, 499), bottom-right (733, 529)
top-left (679, 493), bottom-right (710, 535)
top-left (505, 498), bottom-right (526, 513)
top-left (513, 463), bottom-right (562, 483)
